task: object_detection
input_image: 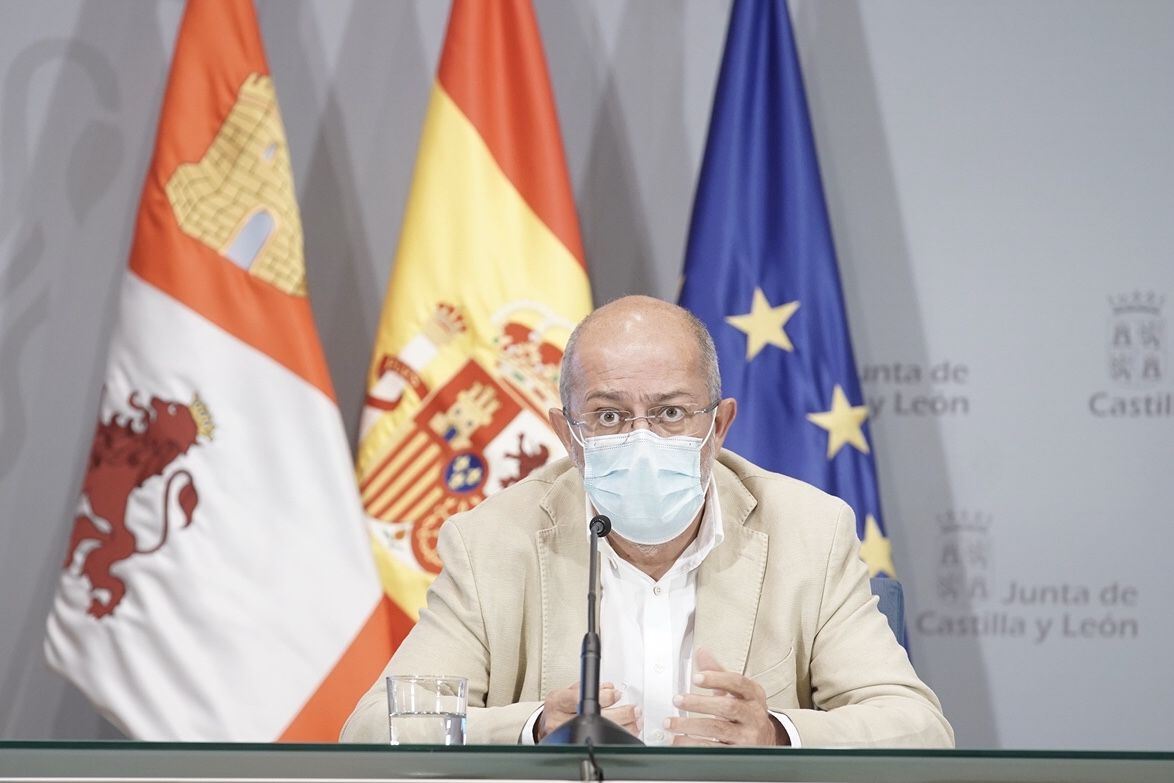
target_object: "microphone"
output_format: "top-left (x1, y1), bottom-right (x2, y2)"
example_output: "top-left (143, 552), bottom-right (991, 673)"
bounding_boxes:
top-left (540, 514), bottom-right (643, 746)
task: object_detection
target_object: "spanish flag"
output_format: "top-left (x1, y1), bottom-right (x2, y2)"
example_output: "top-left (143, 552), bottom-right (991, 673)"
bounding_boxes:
top-left (45, 0), bottom-right (392, 740)
top-left (357, 0), bottom-right (591, 644)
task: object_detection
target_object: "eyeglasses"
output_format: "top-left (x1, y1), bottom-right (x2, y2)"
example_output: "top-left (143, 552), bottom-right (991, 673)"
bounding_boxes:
top-left (566, 401), bottom-right (719, 438)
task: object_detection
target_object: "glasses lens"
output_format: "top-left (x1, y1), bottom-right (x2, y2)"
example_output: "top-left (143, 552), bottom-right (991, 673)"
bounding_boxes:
top-left (652, 408), bottom-right (686, 435)
top-left (576, 403), bottom-right (716, 438)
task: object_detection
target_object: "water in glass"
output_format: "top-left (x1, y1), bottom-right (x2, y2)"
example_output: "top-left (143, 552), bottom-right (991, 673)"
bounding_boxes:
top-left (388, 711), bottom-right (467, 745)
top-left (386, 674), bottom-right (468, 745)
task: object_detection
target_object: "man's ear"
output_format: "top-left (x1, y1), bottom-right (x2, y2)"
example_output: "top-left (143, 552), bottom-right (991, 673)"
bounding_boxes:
top-left (712, 397), bottom-right (737, 450)
top-left (549, 407), bottom-right (580, 463)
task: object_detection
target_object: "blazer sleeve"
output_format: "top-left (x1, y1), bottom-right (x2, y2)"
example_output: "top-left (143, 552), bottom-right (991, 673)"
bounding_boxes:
top-left (339, 518), bottom-right (542, 744)
top-left (777, 503), bottom-right (956, 747)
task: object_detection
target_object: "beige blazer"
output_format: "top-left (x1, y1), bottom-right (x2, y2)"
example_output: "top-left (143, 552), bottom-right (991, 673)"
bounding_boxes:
top-left (341, 451), bottom-right (954, 747)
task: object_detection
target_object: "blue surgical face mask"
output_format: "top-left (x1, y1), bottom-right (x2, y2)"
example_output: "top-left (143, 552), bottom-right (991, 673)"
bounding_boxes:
top-left (576, 419), bottom-right (715, 546)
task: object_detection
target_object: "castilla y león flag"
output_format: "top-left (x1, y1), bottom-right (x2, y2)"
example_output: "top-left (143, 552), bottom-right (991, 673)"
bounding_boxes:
top-left (44, 0), bottom-right (393, 741)
top-left (357, 0), bottom-right (591, 644)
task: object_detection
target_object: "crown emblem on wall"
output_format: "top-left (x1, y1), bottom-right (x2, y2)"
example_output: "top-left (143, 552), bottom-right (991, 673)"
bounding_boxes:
top-left (936, 510), bottom-right (992, 533)
top-left (1109, 291), bottom-right (1165, 316)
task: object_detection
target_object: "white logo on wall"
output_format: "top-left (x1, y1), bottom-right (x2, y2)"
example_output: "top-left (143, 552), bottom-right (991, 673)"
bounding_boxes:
top-left (1108, 291), bottom-right (1164, 386)
top-left (1089, 291), bottom-right (1171, 417)
top-left (935, 511), bottom-right (991, 606)
top-left (917, 509), bottom-right (1142, 643)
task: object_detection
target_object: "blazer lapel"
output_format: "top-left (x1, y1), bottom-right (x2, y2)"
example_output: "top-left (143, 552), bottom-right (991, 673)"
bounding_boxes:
top-left (694, 462), bottom-right (767, 678)
top-left (536, 466), bottom-right (589, 696)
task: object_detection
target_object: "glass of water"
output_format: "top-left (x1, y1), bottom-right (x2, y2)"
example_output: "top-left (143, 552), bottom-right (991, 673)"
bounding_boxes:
top-left (386, 675), bottom-right (468, 745)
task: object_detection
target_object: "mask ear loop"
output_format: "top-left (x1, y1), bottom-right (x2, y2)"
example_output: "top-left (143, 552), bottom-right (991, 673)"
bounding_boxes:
top-left (701, 406), bottom-right (718, 446)
top-left (565, 411), bottom-right (588, 449)
top-left (699, 407), bottom-right (720, 491)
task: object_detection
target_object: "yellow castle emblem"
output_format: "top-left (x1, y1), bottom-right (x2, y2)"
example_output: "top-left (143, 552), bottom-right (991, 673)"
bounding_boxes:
top-left (165, 73), bottom-right (306, 296)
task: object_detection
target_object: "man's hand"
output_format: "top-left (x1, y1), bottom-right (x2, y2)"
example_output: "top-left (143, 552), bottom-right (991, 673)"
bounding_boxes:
top-left (666, 649), bottom-right (788, 746)
top-left (535, 682), bottom-right (641, 741)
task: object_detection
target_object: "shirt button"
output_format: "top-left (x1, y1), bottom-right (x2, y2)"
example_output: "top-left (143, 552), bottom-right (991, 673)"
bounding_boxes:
top-left (652, 730), bottom-right (665, 741)
top-left (652, 586), bottom-right (662, 596)
top-left (653, 662), bottom-right (665, 673)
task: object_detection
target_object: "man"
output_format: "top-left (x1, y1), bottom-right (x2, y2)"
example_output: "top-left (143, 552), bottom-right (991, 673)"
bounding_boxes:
top-left (342, 296), bottom-right (953, 747)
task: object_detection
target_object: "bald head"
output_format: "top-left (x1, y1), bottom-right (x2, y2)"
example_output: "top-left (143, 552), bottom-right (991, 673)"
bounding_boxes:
top-left (559, 296), bottom-right (721, 411)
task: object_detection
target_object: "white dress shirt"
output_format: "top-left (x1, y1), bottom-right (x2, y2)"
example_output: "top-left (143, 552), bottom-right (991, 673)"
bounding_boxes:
top-left (522, 483), bottom-right (801, 747)
top-left (596, 480), bottom-right (722, 744)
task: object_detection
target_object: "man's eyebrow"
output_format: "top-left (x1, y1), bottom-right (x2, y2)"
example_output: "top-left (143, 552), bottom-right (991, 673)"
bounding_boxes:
top-left (580, 389), bottom-right (696, 407)
top-left (582, 390), bottom-right (626, 406)
top-left (643, 390), bottom-right (695, 405)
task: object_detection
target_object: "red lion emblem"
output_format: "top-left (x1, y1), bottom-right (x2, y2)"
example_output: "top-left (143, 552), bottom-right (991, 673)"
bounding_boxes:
top-left (62, 392), bottom-right (214, 618)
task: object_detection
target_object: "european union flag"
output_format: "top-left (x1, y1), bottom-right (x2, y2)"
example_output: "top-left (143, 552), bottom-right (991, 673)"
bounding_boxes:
top-left (679, 0), bottom-right (894, 577)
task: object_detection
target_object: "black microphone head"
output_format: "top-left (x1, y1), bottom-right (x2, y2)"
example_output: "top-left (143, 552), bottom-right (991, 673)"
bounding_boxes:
top-left (589, 515), bottom-right (612, 537)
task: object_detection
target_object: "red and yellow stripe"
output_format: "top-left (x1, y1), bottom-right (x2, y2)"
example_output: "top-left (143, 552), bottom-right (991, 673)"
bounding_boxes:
top-left (359, 0), bottom-right (592, 644)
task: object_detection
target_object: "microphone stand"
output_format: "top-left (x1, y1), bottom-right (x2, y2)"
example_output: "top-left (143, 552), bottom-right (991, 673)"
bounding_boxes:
top-left (540, 514), bottom-right (643, 748)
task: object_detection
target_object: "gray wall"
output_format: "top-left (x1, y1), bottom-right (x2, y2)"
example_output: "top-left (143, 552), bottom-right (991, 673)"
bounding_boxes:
top-left (2, 1), bottom-right (1172, 749)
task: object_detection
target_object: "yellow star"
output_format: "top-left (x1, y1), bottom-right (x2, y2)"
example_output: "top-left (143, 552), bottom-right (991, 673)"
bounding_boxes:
top-left (724, 287), bottom-right (800, 360)
top-left (859, 514), bottom-right (896, 577)
top-left (806, 384), bottom-right (870, 459)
